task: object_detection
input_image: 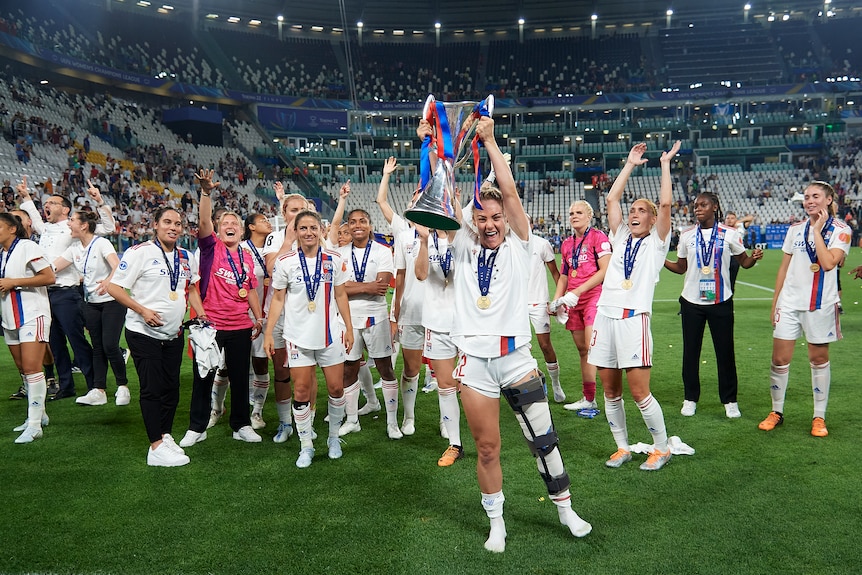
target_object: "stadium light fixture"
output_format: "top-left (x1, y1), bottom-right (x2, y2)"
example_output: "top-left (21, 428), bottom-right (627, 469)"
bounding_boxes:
top-left (357, 21), bottom-right (364, 28)
top-left (591, 14), bottom-right (598, 21)
top-left (277, 15), bottom-right (284, 22)
top-left (227, 16), bottom-right (240, 23)
top-left (518, 18), bottom-right (525, 25)
top-left (435, 22), bottom-right (441, 29)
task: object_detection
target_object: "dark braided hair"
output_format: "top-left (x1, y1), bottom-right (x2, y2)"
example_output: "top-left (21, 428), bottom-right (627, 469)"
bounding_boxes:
top-left (696, 191), bottom-right (723, 224)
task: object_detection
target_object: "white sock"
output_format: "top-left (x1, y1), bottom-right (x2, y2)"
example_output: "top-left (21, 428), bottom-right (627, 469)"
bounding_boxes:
top-left (382, 379), bottom-right (399, 425)
top-left (293, 402), bottom-right (314, 449)
top-left (636, 394), bottom-right (668, 452)
top-left (438, 386), bottom-right (461, 446)
top-left (328, 395), bottom-right (346, 438)
top-left (276, 398), bottom-right (292, 426)
top-left (24, 373), bottom-right (46, 428)
top-left (604, 395), bottom-right (629, 451)
top-left (358, 365), bottom-right (377, 405)
top-left (400, 373), bottom-right (419, 421)
top-left (811, 361), bottom-right (831, 419)
top-left (212, 372), bottom-right (229, 412)
top-left (770, 363), bottom-right (790, 414)
top-left (251, 372), bottom-right (270, 416)
top-left (481, 491), bottom-right (506, 553)
top-left (552, 489), bottom-right (592, 537)
top-left (343, 380), bottom-right (360, 424)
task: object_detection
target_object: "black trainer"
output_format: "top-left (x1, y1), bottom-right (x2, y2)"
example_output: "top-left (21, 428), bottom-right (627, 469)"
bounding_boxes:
top-left (9, 385), bottom-right (26, 400)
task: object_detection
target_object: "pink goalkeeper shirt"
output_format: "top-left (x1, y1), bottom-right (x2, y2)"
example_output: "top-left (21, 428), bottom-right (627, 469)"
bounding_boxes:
top-left (199, 233), bottom-right (258, 331)
top-left (560, 228), bottom-right (612, 295)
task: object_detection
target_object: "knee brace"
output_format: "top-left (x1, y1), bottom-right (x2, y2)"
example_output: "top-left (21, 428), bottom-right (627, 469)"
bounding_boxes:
top-left (502, 375), bottom-right (570, 495)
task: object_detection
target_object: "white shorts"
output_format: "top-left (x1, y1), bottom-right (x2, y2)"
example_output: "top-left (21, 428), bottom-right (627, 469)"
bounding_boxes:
top-left (250, 318), bottom-right (269, 357)
top-left (3, 316), bottom-right (50, 345)
top-left (345, 320), bottom-right (394, 361)
top-left (424, 328), bottom-right (458, 360)
top-left (271, 314), bottom-right (286, 350)
top-left (287, 341), bottom-right (345, 368)
top-left (528, 302), bottom-right (552, 335)
top-left (454, 345), bottom-right (538, 399)
top-left (773, 304), bottom-right (842, 344)
top-left (397, 323), bottom-right (425, 351)
top-left (589, 312), bottom-right (653, 370)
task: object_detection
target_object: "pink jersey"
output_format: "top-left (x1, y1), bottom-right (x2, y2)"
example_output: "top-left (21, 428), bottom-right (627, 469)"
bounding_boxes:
top-left (560, 228), bottom-right (612, 295)
top-left (199, 233), bottom-right (258, 331)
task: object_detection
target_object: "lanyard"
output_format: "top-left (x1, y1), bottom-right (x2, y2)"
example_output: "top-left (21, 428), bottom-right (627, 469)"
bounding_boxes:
top-left (154, 239), bottom-right (180, 292)
top-left (572, 228), bottom-right (590, 270)
top-left (82, 237), bottom-right (98, 278)
top-left (245, 239), bottom-right (269, 279)
top-left (352, 241), bottom-right (373, 282)
top-left (225, 246), bottom-right (247, 290)
top-left (804, 217), bottom-right (833, 265)
top-left (0, 238), bottom-right (19, 278)
top-left (695, 225), bottom-right (718, 273)
top-left (477, 246), bottom-right (498, 296)
top-left (299, 247), bottom-right (323, 304)
top-left (623, 235), bottom-right (645, 281)
top-left (432, 232), bottom-right (452, 278)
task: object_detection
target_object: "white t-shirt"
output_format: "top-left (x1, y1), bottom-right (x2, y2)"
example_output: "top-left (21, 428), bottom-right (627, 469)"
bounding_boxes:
top-left (0, 239), bottom-right (51, 329)
top-left (271, 247), bottom-right (348, 350)
top-left (420, 232), bottom-right (455, 334)
top-left (597, 223), bottom-right (670, 317)
top-left (337, 240), bottom-right (394, 324)
top-left (243, 239), bottom-right (273, 316)
top-left (677, 224), bottom-right (745, 305)
top-left (777, 219), bottom-right (852, 311)
top-left (60, 236), bottom-right (118, 304)
top-left (394, 228), bottom-right (425, 327)
top-left (450, 228), bottom-right (532, 358)
top-left (527, 234), bottom-right (555, 304)
top-left (111, 241), bottom-right (200, 340)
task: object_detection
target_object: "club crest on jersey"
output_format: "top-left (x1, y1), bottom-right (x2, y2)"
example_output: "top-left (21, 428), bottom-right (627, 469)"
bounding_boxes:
top-left (119, 261), bottom-right (128, 270)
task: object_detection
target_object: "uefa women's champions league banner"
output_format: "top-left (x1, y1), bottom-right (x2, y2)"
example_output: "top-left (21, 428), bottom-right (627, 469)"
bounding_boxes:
top-left (256, 106), bottom-right (348, 134)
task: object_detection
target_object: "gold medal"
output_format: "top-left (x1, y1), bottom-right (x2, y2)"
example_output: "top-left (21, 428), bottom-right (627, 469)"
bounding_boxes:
top-left (810, 263), bottom-right (821, 273)
top-left (307, 301), bottom-right (317, 312)
top-left (263, 278), bottom-right (270, 286)
top-left (169, 291), bottom-right (179, 301)
top-left (571, 269), bottom-right (578, 278)
top-left (477, 296), bottom-right (491, 309)
top-left (238, 288), bottom-right (248, 298)
top-left (621, 279), bottom-right (633, 290)
top-left (701, 266), bottom-right (711, 275)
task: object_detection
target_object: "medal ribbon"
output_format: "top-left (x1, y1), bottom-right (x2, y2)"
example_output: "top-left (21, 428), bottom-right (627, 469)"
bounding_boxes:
top-left (471, 98), bottom-right (493, 210)
top-left (477, 247), bottom-right (498, 297)
top-left (695, 225), bottom-right (718, 273)
top-left (623, 235), bottom-right (645, 281)
top-left (82, 237), bottom-right (98, 279)
top-left (299, 247), bottom-right (323, 305)
top-left (572, 228), bottom-right (591, 271)
top-left (352, 241), bottom-right (373, 282)
top-left (225, 247), bottom-right (247, 291)
top-left (804, 217), bottom-right (834, 266)
top-left (432, 232), bottom-right (452, 278)
top-left (0, 238), bottom-right (19, 279)
top-left (154, 239), bottom-right (180, 292)
top-left (245, 240), bottom-right (269, 281)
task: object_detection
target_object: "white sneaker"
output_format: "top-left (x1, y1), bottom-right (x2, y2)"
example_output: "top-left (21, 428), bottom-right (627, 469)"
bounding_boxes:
top-left (327, 437), bottom-right (344, 460)
top-left (206, 409), bottom-right (224, 429)
top-left (14, 426), bottom-right (43, 444)
top-left (680, 400), bottom-right (697, 417)
top-left (338, 420), bottom-right (361, 437)
top-left (422, 379), bottom-right (438, 393)
top-left (115, 386), bottom-right (131, 406)
top-left (273, 422), bottom-right (294, 443)
top-left (563, 397), bottom-right (597, 411)
top-left (232, 425), bottom-right (262, 443)
top-left (13, 414), bottom-right (49, 432)
top-left (296, 447), bottom-right (315, 468)
top-left (161, 434), bottom-right (186, 455)
top-left (147, 442), bottom-right (190, 467)
top-left (724, 402), bottom-right (742, 419)
top-left (387, 423), bottom-right (404, 440)
top-left (76, 388), bottom-right (108, 406)
top-left (401, 418), bottom-right (415, 436)
top-left (251, 413), bottom-right (266, 430)
top-left (179, 429), bottom-right (207, 448)
top-left (373, 379), bottom-right (383, 389)
top-left (439, 419), bottom-right (449, 439)
top-left (357, 400), bottom-right (381, 416)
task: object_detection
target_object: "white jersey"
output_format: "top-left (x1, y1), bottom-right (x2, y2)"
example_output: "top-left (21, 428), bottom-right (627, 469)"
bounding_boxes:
top-left (337, 240), bottom-right (394, 324)
top-left (21, 199), bottom-right (113, 287)
top-left (111, 241), bottom-right (200, 340)
top-left (60, 236), bottom-right (118, 304)
top-left (527, 234), bottom-right (555, 304)
top-left (450, 227), bottom-right (532, 358)
top-left (421, 232), bottom-right (455, 333)
top-left (777, 219), bottom-right (851, 311)
top-left (389, 213), bottom-right (410, 237)
top-left (597, 223), bottom-right (670, 317)
top-left (271, 248), bottom-right (348, 350)
top-left (394, 229), bottom-right (425, 327)
top-left (0, 239), bottom-right (51, 329)
top-left (677, 224), bottom-right (745, 305)
top-left (242, 239), bottom-right (273, 316)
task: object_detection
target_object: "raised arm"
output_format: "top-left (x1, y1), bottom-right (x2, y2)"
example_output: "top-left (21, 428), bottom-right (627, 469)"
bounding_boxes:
top-left (606, 143), bottom-right (648, 234)
top-left (89, 180), bottom-right (116, 235)
top-left (375, 157), bottom-right (398, 225)
top-left (477, 117), bottom-right (528, 240)
top-left (414, 225), bottom-right (431, 281)
top-left (656, 140), bottom-right (681, 241)
top-left (16, 176), bottom-right (45, 236)
top-left (327, 181), bottom-right (351, 246)
top-left (195, 169), bottom-right (221, 239)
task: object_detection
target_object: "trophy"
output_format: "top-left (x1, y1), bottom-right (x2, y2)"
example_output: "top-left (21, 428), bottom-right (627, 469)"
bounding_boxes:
top-left (404, 94), bottom-right (494, 230)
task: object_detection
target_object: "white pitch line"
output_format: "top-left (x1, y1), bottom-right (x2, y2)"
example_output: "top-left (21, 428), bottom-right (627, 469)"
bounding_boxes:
top-left (735, 280), bottom-right (775, 293)
top-left (655, 297), bottom-right (773, 303)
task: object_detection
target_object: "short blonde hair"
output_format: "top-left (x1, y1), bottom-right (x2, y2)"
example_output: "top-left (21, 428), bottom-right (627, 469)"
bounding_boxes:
top-left (569, 200), bottom-right (594, 221)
